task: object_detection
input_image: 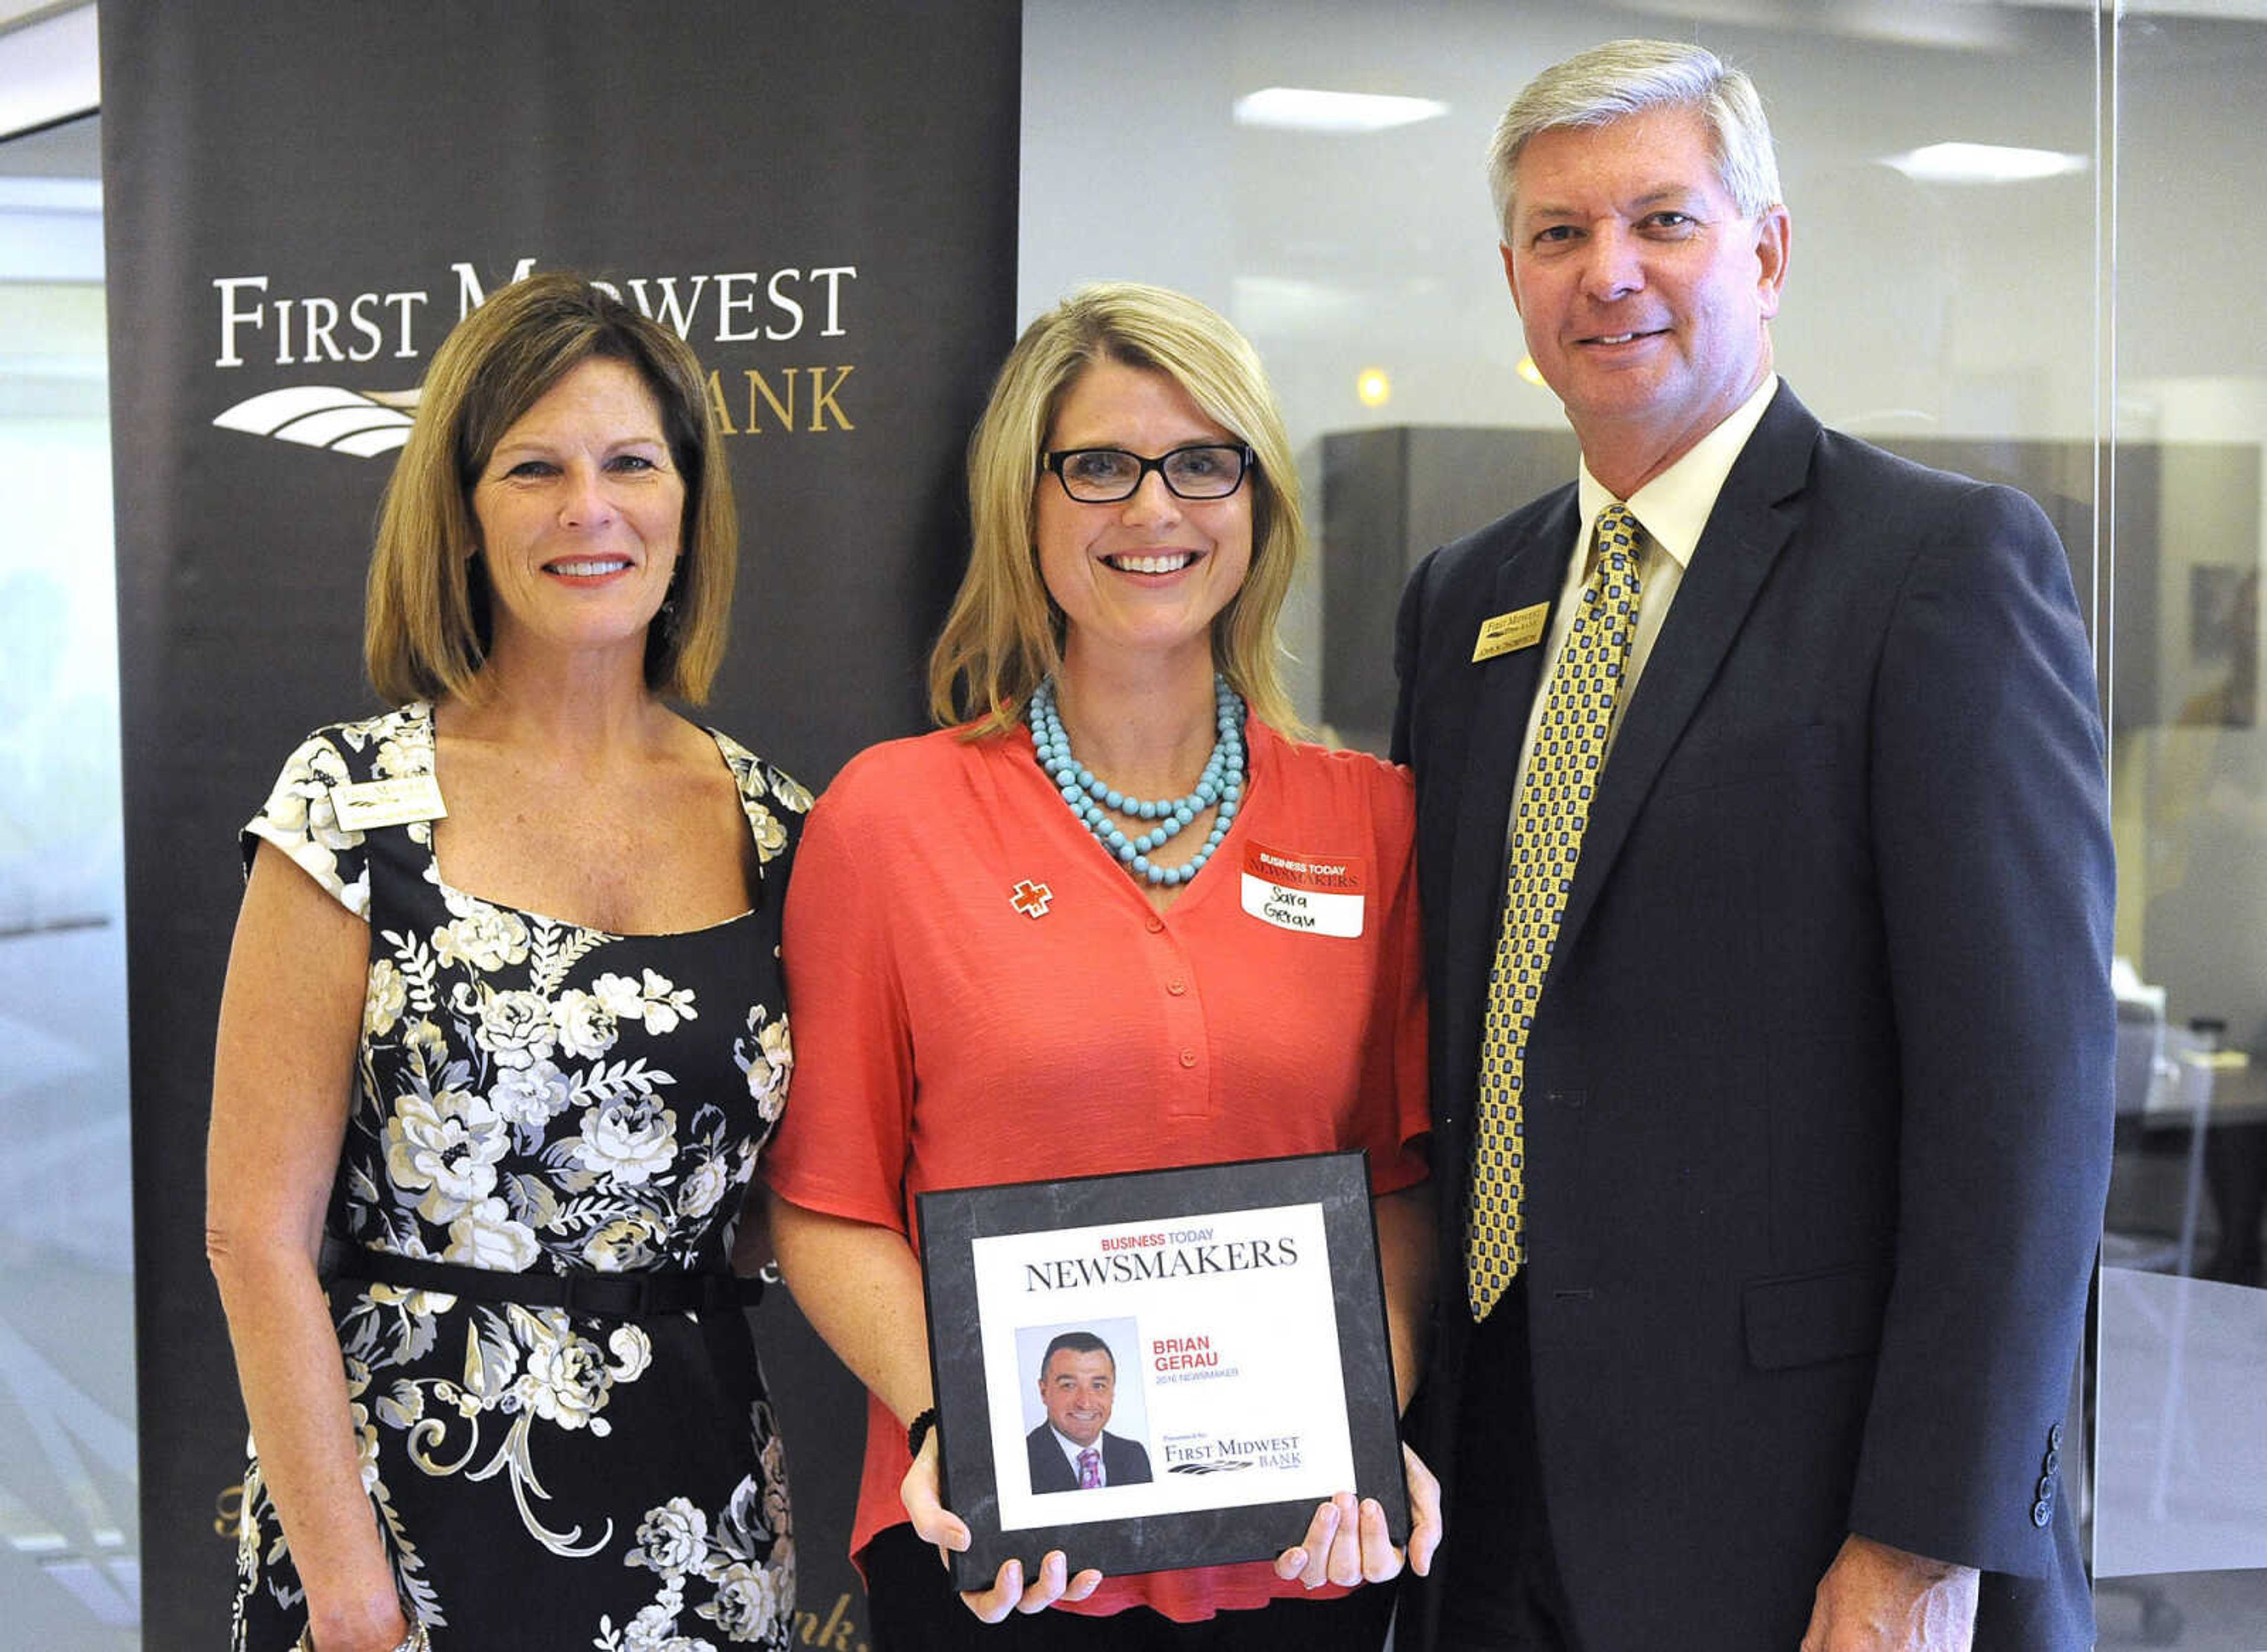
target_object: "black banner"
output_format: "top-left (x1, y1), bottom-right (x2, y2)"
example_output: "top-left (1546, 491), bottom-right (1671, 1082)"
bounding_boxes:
top-left (99, 5), bottom-right (1018, 1644)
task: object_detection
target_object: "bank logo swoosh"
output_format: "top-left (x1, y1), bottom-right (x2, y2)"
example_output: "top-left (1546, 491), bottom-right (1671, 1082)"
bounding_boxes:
top-left (212, 386), bottom-right (420, 457)
top-left (1168, 1459), bottom-right (1255, 1474)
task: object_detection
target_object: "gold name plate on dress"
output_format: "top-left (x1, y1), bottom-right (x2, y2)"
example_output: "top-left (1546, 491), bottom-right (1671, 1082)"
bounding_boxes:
top-left (1472, 602), bottom-right (1549, 662)
top-left (332, 775), bottom-right (448, 831)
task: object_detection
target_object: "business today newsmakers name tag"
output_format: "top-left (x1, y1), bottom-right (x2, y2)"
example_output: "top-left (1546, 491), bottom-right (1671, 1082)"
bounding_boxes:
top-left (1239, 842), bottom-right (1366, 937)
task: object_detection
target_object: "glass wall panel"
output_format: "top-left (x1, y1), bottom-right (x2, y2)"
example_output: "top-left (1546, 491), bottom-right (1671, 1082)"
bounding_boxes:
top-left (2096, 2), bottom-right (2267, 1640)
top-left (0, 112), bottom-right (138, 1649)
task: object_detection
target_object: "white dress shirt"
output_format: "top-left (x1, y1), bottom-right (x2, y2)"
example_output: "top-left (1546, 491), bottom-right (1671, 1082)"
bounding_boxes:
top-left (1507, 374), bottom-right (1781, 816)
top-left (1051, 1426), bottom-right (1105, 1485)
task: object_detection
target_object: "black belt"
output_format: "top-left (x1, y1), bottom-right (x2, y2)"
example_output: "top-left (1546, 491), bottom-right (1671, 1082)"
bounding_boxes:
top-left (319, 1235), bottom-right (763, 1319)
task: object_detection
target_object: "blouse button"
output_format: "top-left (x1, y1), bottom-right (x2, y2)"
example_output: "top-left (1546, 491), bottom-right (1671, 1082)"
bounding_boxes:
top-left (1145, 916), bottom-right (1165, 934)
top-left (1178, 1049), bottom-right (1198, 1068)
top-left (1167, 979), bottom-right (1187, 995)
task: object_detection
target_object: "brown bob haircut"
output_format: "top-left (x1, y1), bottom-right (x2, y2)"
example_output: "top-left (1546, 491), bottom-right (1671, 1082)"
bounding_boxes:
top-left (364, 271), bottom-right (735, 705)
top-left (927, 282), bottom-right (1307, 738)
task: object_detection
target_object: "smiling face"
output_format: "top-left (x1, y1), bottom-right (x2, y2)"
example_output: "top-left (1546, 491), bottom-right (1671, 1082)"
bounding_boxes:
top-left (470, 354), bottom-right (686, 671)
top-left (1502, 104), bottom-right (1789, 495)
top-left (1034, 359), bottom-right (1253, 681)
top-left (1040, 1347), bottom-right (1116, 1448)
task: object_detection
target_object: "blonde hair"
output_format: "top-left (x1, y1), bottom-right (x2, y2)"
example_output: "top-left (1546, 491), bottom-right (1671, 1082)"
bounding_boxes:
top-left (928, 282), bottom-right (1306, 737)
top-left (365, 271), bottom-right (736, 705)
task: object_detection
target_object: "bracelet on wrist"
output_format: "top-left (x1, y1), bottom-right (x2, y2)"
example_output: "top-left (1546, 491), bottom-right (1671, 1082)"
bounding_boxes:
top-left (907, 1405), bottom-right (939, 1459)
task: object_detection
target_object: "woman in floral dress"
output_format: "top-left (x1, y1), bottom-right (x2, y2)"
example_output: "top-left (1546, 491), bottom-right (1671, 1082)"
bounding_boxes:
top-left (209, 274), bottom-right (805, 1652)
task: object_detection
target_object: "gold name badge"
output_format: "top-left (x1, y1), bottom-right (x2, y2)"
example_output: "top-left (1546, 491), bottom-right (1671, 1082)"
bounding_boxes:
top-left (331, 774), bottom-right (448, 831)
top-left (1472, 602), bottom-right (1549, 663)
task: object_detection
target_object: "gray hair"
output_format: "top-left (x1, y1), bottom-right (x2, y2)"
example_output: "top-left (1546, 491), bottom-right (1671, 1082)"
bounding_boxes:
top-left (1487, 39), bottom-right (1782, 239)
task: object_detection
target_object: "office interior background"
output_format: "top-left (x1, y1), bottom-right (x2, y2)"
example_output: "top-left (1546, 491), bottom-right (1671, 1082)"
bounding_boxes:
top-left (2, 0), bottom-right (2262, 1645)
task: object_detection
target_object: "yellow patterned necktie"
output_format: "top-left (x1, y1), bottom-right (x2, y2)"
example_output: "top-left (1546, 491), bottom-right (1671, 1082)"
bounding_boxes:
top-left (1466, 502), bottom-right (1644, 1320)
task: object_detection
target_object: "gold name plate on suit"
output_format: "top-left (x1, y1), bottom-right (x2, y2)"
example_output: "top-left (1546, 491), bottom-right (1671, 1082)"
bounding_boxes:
top-left (331, 775), bottom-right (448, 831)
top-left (1472, 602), bottom-right (1550, 663)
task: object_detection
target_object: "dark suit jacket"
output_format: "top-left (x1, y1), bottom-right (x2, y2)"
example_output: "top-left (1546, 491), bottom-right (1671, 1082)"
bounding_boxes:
top-left (1025, 1424), bottom-right (1152, 1492)
top-left (1391, 384), bottom-right (2113, 1651)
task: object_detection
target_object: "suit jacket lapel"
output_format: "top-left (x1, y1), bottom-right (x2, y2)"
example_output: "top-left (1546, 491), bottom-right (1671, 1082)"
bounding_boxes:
top-left (1442, 493), bottom-right (1580, 1114)
top-left (1549, 386), bottom-right (1821, 963)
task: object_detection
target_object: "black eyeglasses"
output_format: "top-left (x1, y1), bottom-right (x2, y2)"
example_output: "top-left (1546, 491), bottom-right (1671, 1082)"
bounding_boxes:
top-left (1041, 443), bottom-right (1256, 503)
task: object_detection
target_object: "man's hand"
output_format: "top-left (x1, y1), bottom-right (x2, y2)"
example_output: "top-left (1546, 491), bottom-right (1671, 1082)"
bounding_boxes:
top-left (1801, 1533), bottom-right (1978, 1652)
top-left (900, 1432), bottom-right (1102, 1621)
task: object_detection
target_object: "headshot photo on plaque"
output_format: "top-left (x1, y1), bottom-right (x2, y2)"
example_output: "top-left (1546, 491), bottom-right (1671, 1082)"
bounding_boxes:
top-left (1018, 1324), bottom-right (1154, 1493)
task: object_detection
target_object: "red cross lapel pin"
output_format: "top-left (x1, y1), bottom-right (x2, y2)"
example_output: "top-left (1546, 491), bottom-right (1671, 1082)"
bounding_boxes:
top-left (1010, 879), bottom-right (1054, 918)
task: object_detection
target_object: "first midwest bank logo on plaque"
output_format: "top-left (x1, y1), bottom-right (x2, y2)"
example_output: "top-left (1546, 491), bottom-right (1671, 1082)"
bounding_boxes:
top-left (206, 259), bottom-right (863, 456)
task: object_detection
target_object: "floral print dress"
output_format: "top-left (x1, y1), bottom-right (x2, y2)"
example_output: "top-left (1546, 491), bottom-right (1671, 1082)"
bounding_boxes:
top-left (228, 703), bottom-right (808, 1651)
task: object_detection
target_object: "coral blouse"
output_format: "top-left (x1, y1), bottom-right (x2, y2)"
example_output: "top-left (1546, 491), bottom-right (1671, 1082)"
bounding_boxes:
top-left (766, 719), bottom-right (1428, 1621)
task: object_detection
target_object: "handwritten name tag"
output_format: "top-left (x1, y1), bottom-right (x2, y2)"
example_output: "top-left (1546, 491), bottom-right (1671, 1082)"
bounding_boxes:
top-left (1239, 842), bottom-right (1366, 938)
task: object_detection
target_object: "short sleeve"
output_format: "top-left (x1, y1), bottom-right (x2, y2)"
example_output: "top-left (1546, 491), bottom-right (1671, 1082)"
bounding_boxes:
top-left (241, 730), bottom-right (373, 919)
top-left (712, 729), bottom-right (812, 886)
top-left (763, 762), bottom-right (916, 1230)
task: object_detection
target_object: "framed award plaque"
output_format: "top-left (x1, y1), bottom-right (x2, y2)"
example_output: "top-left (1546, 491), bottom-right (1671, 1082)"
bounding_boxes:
top-left (914, 1151), bottom-right (1407, 1589)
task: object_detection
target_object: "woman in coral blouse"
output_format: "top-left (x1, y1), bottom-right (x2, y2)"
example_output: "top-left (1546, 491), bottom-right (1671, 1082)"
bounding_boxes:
top-left (765, 283), bottom-right (1439, 1651)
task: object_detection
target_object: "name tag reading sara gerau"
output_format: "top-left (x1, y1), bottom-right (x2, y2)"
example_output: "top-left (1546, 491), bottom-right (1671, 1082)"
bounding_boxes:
top-left (1239, 843), bottom-right (1366, 938)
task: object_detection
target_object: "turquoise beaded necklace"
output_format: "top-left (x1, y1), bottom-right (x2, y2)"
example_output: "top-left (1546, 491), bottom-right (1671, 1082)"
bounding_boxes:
top-left (1027, 674), bottom-right (1246, 888)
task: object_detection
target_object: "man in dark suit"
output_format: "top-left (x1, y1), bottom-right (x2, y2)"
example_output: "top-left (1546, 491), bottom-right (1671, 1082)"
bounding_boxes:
top-left (1391, 39), bottom-right (2114, 1652)
top-left (1024, 1331), bottom-right (1152, 1491)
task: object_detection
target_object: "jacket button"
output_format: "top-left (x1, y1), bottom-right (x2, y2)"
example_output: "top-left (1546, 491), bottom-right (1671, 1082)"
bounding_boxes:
top-left (2031, 1500), bottom-right (2053, 1528)
top-left (2048, 1423), bottom-right (2065, 1451)
top-left (2037, 1474), bottom-right (2056, 1500)
top-left (2043, 1447), bottom-right (2059, 1474)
